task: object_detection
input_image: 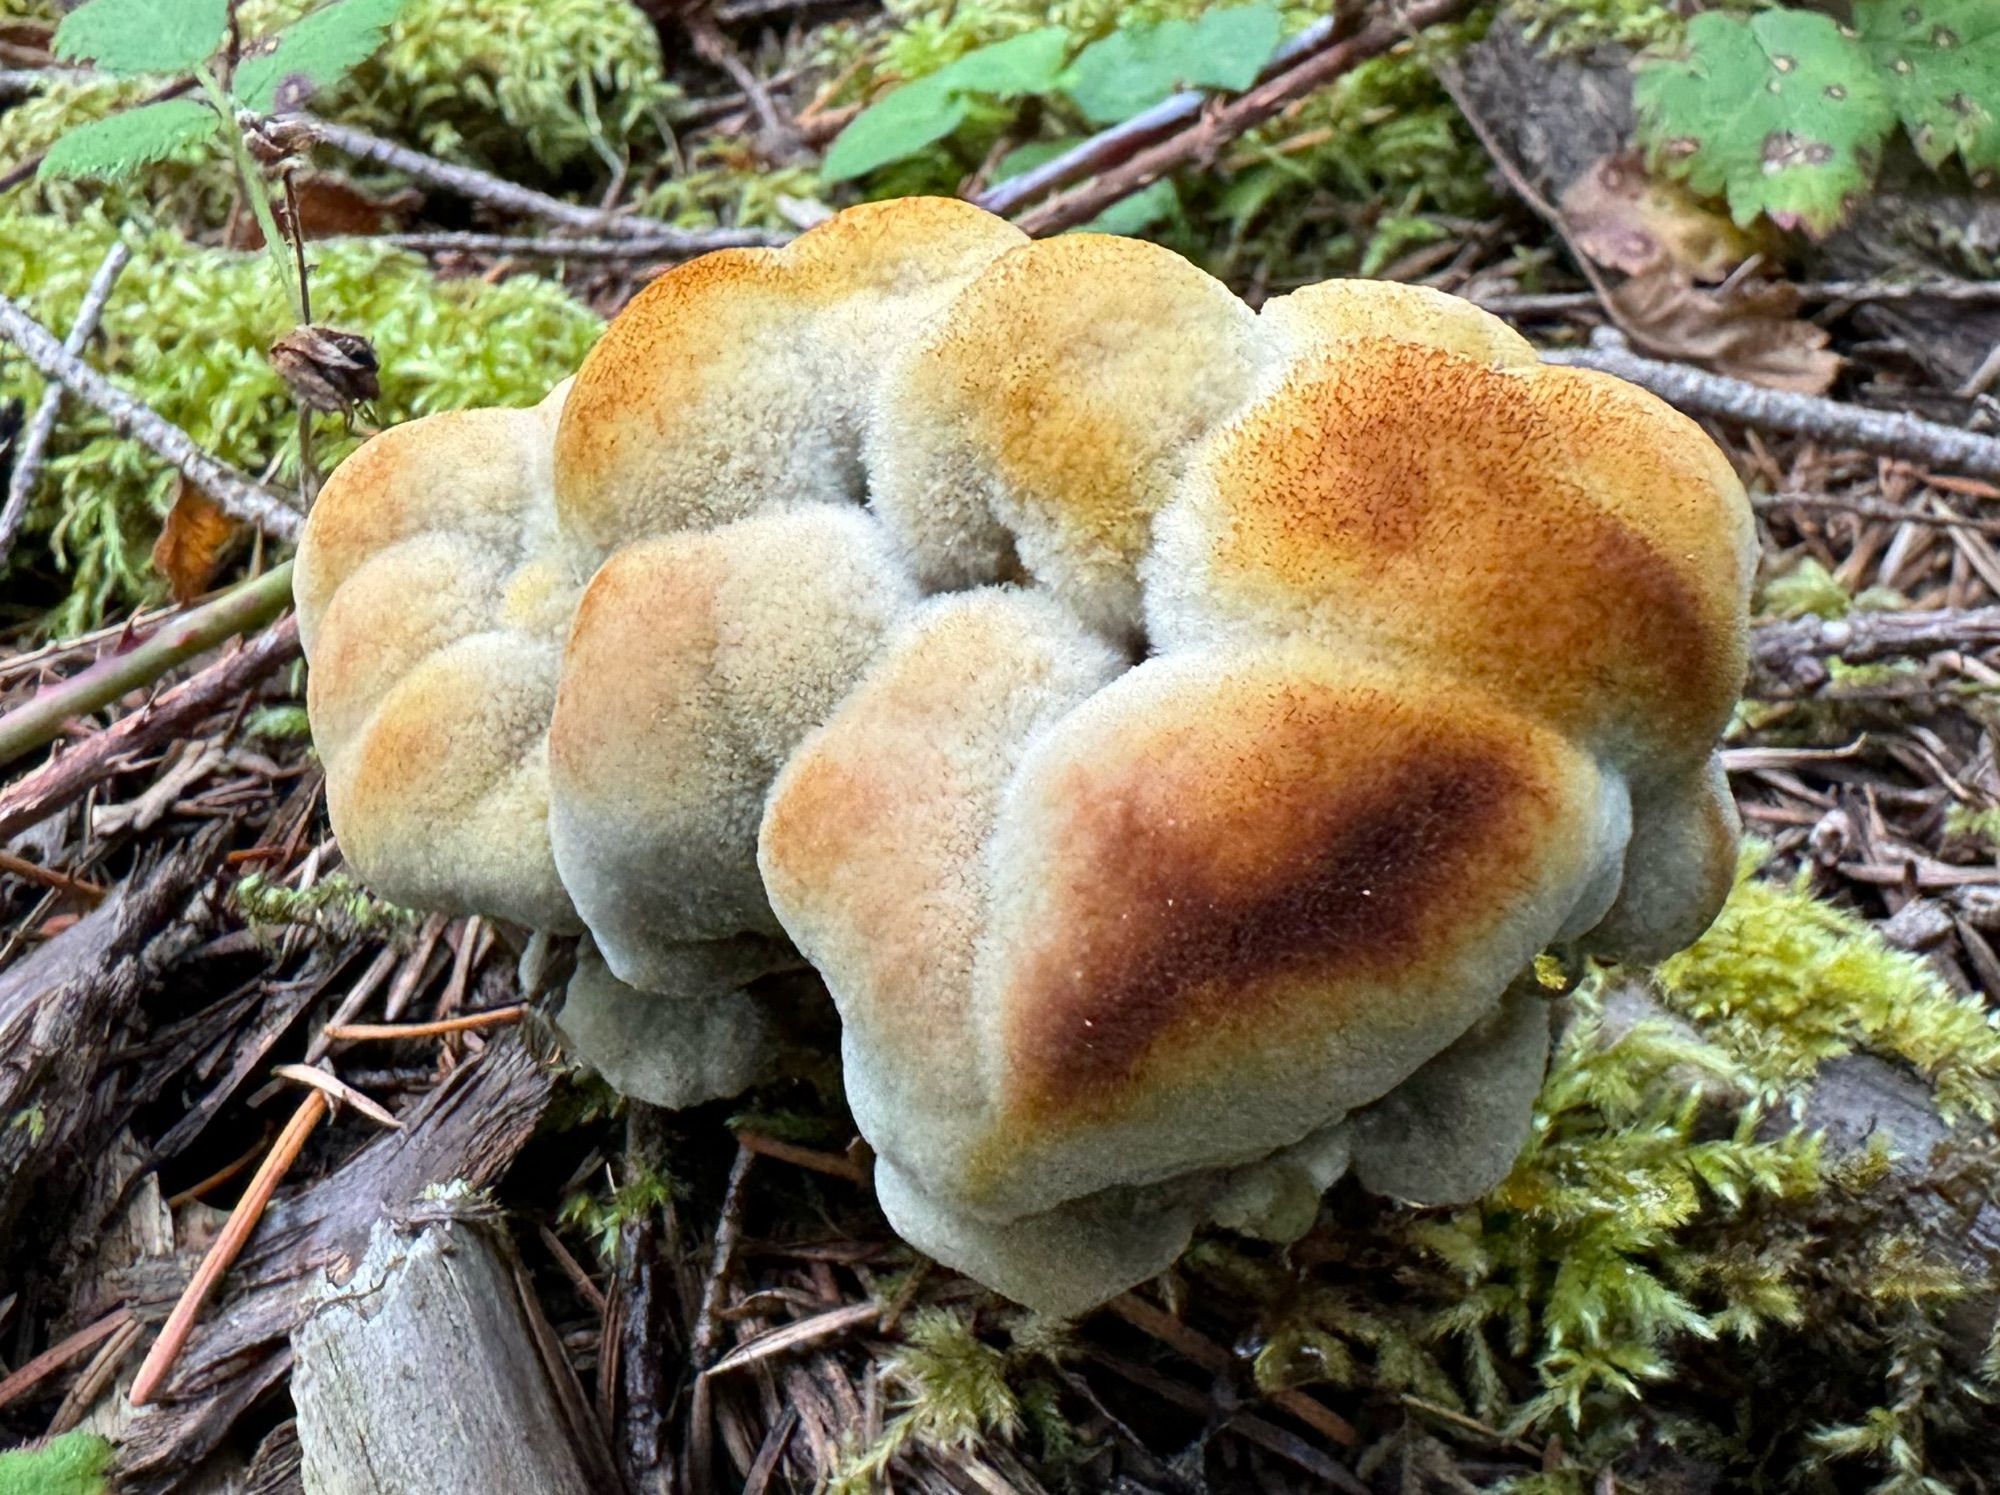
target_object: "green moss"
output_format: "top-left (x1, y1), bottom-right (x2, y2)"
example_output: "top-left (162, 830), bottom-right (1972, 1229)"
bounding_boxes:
top-left (1498, 0), bottom-right (1686, 54)
top-left (831, 1307), bottom-right (1025, 1491)
top-left (0, 1432), bottom-right (111, 1495)
top-left (246, 0), bottom-right (679, 176)
top-left (0, 210), bottom-right (600, 631)
top-left (557, 1163), bottom-right (683, 1267)
top-left (232, 870), bottom-right (418, 941)
top-left (1656, 844), bottom-right (2000, 1120)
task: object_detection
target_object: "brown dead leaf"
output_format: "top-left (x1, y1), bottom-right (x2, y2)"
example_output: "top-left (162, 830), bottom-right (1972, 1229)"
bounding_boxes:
top-left (1561, 152), bottom-right (1765, 281)
top-left (1612, 269), bottom-right (1843, 395)
top-left (152, 480), bottom-right (237, 603)
top-left (227, 173), bottom-right (422, 251)
top-left (269, 326), bottom-right (380, 414)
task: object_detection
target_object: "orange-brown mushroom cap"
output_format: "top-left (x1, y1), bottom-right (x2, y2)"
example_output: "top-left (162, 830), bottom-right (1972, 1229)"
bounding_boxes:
top-left (296, 385), bottom-right (580, 930)
top-left (553, 197), bottom-right (1026, 561)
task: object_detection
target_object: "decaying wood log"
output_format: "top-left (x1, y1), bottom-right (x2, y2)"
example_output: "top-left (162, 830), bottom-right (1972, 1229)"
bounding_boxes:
top-left (116, 1035), bottom-right (555, 1492)
top-left (0, 828), bottom-right (225, 1246)
top-left (292, 1187), bottom-right (616, 1495)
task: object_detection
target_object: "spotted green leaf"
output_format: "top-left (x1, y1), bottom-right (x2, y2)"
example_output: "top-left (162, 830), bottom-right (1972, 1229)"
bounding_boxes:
top-left (235, 0), bottom-right (409, 114)
top-left (1855, 0), bottom-right (2000, 178)
top-left (1634, 9), bottom-right (1896, 236)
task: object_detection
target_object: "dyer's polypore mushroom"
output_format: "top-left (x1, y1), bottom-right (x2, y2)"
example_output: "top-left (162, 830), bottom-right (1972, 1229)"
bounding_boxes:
top-left (297, 195), bottom-right (1753, 1316)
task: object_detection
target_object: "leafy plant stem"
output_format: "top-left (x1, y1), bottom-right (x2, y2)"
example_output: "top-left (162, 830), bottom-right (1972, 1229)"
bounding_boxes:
top-left (196, 64), bottom-right (302, 323)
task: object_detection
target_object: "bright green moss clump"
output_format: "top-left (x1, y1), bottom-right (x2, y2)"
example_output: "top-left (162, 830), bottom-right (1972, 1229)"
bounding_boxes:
top-left (1657, 844), bottom-right (2000, 1120)
top-left (0, 211), bottom-right (601, 632)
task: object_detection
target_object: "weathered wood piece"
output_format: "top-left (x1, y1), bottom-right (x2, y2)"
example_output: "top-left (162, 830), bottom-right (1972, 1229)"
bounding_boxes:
top-left (117, 1035), bottom-right (554, 1492)
top-left (0, 829), bottom-right (225, 1244)
top-left (292, 1189), bottom-right (612, 1495)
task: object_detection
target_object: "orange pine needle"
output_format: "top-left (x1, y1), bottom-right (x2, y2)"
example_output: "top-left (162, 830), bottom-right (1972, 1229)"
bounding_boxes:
top-left (322, 1003), bottom-right (525, 1043)
top-left (129, 1089), bottom-right (327, 1407)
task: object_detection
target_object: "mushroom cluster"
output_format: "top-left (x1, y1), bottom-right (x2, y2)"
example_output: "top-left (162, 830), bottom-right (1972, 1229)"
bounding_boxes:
top-left (296, 196), bottom-right (1754, 1315)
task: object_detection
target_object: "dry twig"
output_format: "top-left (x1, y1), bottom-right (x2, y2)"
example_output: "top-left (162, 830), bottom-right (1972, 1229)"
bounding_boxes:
top-left (1751, 605), bottom-right (2000, 695)
top-left (0, 612), bottom-right (300, 842)
top-left (0, 290), bottom-right (301, 538)
top-left (324, 1005), bottom-right (527, 1043)
top-left (0, 241), bottom-right (132, 568)
top-left (294, 115), bottom-right (789, 250)
top-left (1547, 330), bottom-right (2000, 483)
top-left (1013, 0), bottom-right (1475, 236)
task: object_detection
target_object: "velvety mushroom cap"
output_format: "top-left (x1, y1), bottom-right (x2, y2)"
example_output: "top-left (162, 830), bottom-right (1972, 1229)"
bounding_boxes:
top-left (547, 503), bottom-right (917, 992)
top-left (553, 196), bottom-right (1026, 562)
top-left (762, 619), bottom-right (1630, 1309)
top-left (866, 233), bottom-right (1264, 640)
top-left (296, 383), bottom-right (580, 930)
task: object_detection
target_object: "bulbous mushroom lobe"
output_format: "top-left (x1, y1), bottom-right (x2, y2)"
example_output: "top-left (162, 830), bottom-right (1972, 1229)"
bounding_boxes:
top-left (546, 503), bottom-right (918, 993)
top-left (551, 196), bottom-right (1026, 563)
top-left (295, 383), bottom-right (580, 931)
top-left (865, 233), bottom-right (1264, 640)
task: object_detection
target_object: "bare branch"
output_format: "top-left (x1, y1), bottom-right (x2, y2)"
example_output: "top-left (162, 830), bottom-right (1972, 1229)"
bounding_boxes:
top-left (1012, 0), bottom-right (1475, 238)
top-left (1, 239), bottom-right (132, 568)
top-left (1546, 329), bottom-right (2000, 483)
top-left (1750, 605), bottom-right (2000, 696)
top-left (974, 14), bottom-right (1343, 218)
top-left (0, 289), bottom-right (302, 539)
top-left (293, 115), bottom-right (790, 250)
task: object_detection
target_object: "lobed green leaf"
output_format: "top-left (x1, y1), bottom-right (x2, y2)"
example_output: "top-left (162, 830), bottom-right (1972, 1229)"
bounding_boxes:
top-left (1634, 9), bottom-right (1896, 236)
top-left (1855, 0), bottom-right (2000, 177)
top-left (37, 97), bottom-right (219, 182)
top-left (51, 0), bottom-right (229, 77)
top-left (1065, 2), bottom-right (1283, 125)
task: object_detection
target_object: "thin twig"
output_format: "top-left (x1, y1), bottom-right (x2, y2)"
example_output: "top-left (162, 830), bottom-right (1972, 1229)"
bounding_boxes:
top-left (0, 1308), bottom-right (132, 1413)
top-left (129, 1089), bottom-right (328, 1406)
top-left (1751, 604), bottom-right (2000, 696)
top-left (0, 560), bottom-right (295, 772)
top-left (0, 613), bottom-right (300, 843)
top-left (1548, 329), bottom-right (2000, 483)
top-left (291, 114), bottom-right (789, 249)
top-left (1, 240), bottom-right (132, 568)
top-left (732, 1130), bottom-right (869, 1184)
top-left (976, 14), bottom-right (1342, 218)
top-left (1757, 490), bottom-right (2000, 537)
top-left (380, 229), bottom-right (788, 260)
top-left (323, 1005), bottom-right (526, 1043)
top-left (1477, 278), bottom-right (2000, 319)
top-left (0, 290), bottom-right (301, 538)
top-left (1013, 0), bottom-right (1473, 237)
top-left (691, 1144), bottom-right (756, 1372)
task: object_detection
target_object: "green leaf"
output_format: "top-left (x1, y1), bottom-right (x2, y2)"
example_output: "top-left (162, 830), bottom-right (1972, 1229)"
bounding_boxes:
top-left (823, 79), bottom-right (967, 182)
top-left (822, 28), bottom-right (1069, 181)
top-left (1065, 3), bottom-right (1283, 126)
top-left (1633, 9), bottom-right (1896, 236)
top-left (236, 0), bottom-right (410, 113)
top-left (38, 97), bottom-right (219, 182)
top-left (1083, 177), bottom-right (1179, 235)
top-left (1856, 0), bottom-right (2000, 176)
top-left (51, 0), bottom-right (228, 76)
top-left (934, 27), bottom-right (1072, 97)
top-left (0, 1432), bottom-right (113, 1495)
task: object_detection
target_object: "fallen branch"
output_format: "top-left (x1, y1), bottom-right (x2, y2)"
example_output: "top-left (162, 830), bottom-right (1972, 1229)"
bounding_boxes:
top-left (0, 560), bottom-right (296, 773)
top-left (1012, 0), bottom-right (1474, 237)
top-left (381, 229), bottom-right (787, 260)
top-left (0, 240), bottom-right (132, 568)
top-left (1750, 605), bottom-right (2000, 695)
top-left (0, 290), bottom-right (300, 539)
top-left (1546, 330), bottom-right (2000, 484)
top-left (975, 13), bottom-right (1344, 218)
top-left (294, 115), bottom-right (789, 250)
top-left (0, 612), bottom-right (300, 843)
top-left (1479, 278), bottom-right (2000, 320)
